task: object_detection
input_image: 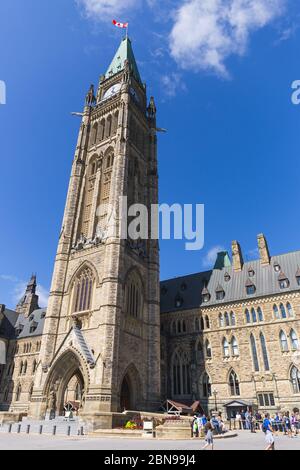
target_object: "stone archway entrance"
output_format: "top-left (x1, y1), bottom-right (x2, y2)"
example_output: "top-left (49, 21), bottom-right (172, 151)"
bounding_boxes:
top-left (120, 376), bottom-right (132, 411)
top-left (45, 350), bottom-right (87, 417)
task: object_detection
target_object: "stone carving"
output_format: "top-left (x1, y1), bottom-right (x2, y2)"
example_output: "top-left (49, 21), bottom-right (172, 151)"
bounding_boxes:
top-left (85, 84), bottom-right (96, 106)
top-left (147, 97), bottom-right (156, 118)
top-left (127, 239), bottom-right (147, 258)
top-left (48, 390), bottom-right (57, 413)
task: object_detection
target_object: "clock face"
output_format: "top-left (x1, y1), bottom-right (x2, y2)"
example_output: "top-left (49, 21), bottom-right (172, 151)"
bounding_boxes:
top-left (102, 83), bottom-right (121, 101)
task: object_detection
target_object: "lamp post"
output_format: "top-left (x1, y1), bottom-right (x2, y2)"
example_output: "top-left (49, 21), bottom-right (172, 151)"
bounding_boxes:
top-left (213, 389), bottom-right (218, 412)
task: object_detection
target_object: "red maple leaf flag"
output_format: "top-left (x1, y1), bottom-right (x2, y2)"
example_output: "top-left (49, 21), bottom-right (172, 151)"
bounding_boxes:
top-left (112, 19), bottom-right (129, 29)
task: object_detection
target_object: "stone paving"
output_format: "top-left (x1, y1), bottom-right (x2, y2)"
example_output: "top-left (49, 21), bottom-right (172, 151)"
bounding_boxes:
top-left (0, 431), bottom-right (299, 450)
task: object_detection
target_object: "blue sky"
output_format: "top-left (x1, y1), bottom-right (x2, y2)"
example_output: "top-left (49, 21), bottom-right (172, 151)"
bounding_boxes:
top-left (0, 0), bottom-right (300, 308)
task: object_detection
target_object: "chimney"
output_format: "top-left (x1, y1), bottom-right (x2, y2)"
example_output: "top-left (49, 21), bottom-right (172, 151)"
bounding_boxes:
top-left (231, 241), bottom-right (244, 272)
top-left (257, 234), bottom-right (270, 266)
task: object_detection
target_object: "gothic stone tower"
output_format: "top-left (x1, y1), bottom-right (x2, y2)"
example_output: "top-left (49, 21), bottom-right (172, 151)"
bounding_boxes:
top-left (29, 38), bottom-right (161, 426)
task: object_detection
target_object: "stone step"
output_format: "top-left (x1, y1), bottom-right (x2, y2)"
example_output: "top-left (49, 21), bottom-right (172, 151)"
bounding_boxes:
top-left (89, 429), bottom-right (144, 439)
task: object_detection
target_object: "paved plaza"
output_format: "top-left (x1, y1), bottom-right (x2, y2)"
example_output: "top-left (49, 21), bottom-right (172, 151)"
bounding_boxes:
top-left (0, 431), bottom-right (299, 450)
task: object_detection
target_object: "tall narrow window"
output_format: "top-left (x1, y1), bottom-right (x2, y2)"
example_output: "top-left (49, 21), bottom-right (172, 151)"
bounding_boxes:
top-left (219, 313), bottom-right (224, 327)
top-left (202, 373), bottom-right (212, 397)
top-left (172, 350), bottom-right (191, 396)
top-left (290, 330), bottom-right (299, 350)
top-left (205, 316), bottom-right (210, 329)
top-left (205, 340), bottom-right (212, 359)
top-left (287, 303), bottom-right (294, 318)
top-left (245, 309), bottom-right (250, 324)
top-left (251, 308), bottom-right (257, 323)
top-left (291, 366), bottom-right (300, 394)
top-left (273, 304), bottom-right (280, 319)
top-left (280, 303), bottom-right (287, 319)
top-left (125, 271), bottom-right (143, 319)
top-left (231, 337), bottom-right (239, 356)
top-left (257, 307), bottom-right (263, 322)
top-left (195, 318), bottom-right (201, 332)
top-left (280, 331), bottom-right (288, 352)
top-left (230, 311), bottom-right (236, 326)
top-left (260, 333), bottom-right (270, 371)
top-left (73, 267), bottom-right (94, 314)
top-left (223, 338), bottom-right (230, 357)
top-left (229, 370), bottom-right (240, 396)
top-left (250, 334), bottom-right (260, 371)
top-left (224, 312), bottom-right (230, 327)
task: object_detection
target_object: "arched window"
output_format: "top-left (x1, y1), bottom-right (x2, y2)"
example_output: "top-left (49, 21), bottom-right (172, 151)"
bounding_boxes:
top-left (90, 122), bottom-right (98, 146)
top-left (196, 340), bottom-right (203, 363)
top-left (280, 331), bottom-right (288, 352)
top-left (125, 271), bottom-right (143, 319)
top-left (273, 304), bottom-right (280, 319)
top-left (19, 361), bottom-right (23, 376)
top-left (112, 111), bottom-right (119, 135)
top-left (290, 330), bottom-right (299, 350)
top-left (260, 333), bottom-right (270, 371)
top-left (230, 311), bottom-right (236, 326)
top-left (205, 315), bottom-right (210, 329)
top-left (200, 317), bottom-right (205, 330)
top-left (177, 320), bottom-right (182, 334)
top-left (287, 303), bottom-right (294, 318)
top-left (202, 373), bottom-right (212, 397)
top-left (223, 338), bottom-right (230, 357)
top-left (291, 366), bottom-right (300, 394)
top-left (224, 312), bottom-right (230, 327)
top-left (231, 337), bottom-right (239, 356)
top-left (229, 370), bottom-right (240, 396)
top-left (16, 384), bottom-right (22, 402)
top-left (23, 361), bottom-right (27, 375)
top-left (105, 115), bottom-right (113, 138)
top-left (251, 308), bottom-right (257, 323)
top-left (195, 318), bottom-right (201, 332)
top-left (171, 322), bottom-right (176, 335)
top-left (72, 267), bottom-right (94, 314)
top-left (32, 360), bottom-right (37, 375)
top-left (245, 309), bottom-right (250, 324)
top-left (250, 334), bottom-right (259, 372)
top-left (257, 307), bottom-right (264, 322)
top-left (219, 313), bottom-right (224, 328)
top-left (280, 303), bottom-right (287, 319)
top-left (182, 320), bottom-right (187, 333)
top-left (205, 340), bottom-right (212, 359)
top-left (172, 350), bottom-right (191, 396)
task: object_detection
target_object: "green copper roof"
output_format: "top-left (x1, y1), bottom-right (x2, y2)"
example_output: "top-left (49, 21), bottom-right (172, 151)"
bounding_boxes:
top-left (105, 37), bottom-right (142, 84)
top-left (214, 251), bottom-right (232, 270)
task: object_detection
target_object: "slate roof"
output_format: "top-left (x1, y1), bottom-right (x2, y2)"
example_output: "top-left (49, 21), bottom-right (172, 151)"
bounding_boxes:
top-left (105, 37), bottom-right (142, 84)
top-left (160, 250), bottom-right (300, 313)
top-left (0, 308), bottom-right (46, 340)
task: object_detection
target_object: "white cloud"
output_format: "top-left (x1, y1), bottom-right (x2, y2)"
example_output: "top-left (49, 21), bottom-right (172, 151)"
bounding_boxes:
top-left (161, 73), bottom-right (186, 97)
top-left (169, 0), bottom-right (286, 76)
top-left (202, 245), bottom-right (226, 268)
top-left (77, 0), bottom-right (141, 19)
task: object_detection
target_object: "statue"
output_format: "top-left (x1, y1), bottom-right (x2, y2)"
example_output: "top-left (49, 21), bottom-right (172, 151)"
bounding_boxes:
top-left (147, 97), bottom-right (157, 118)
top-left (85, 84), bottom-right (96, 107)
top-left (74, 233), bottom-right (87, 251)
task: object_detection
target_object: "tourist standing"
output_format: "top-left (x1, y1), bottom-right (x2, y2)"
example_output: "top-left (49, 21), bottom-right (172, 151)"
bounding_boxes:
top-left (236, 411), bottom-right (242, 430)
top-left (202, 422), bottom-right (214, 450)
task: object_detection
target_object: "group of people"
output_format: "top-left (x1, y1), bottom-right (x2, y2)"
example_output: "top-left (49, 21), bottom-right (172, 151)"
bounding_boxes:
top-left (192, 413), bottom-right (227, 450)
top-left (234, 409), bottom-right (300, 436)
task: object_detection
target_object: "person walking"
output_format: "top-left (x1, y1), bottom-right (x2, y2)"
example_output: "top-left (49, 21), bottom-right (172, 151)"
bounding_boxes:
top-left (263, 413), bottom-right (275, 450)
top-left (202, 422), bottom-right (214, 450)
top-left (192, 415), bottom-right (199, 438)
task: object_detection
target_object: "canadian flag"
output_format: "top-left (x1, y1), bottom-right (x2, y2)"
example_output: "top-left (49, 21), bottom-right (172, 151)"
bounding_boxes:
top-left (112, 19), bottom-right (129, 29)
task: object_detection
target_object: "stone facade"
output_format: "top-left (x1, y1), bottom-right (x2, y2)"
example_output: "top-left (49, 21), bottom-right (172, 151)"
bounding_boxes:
top-left (0, 38), bottom-right (300, 425)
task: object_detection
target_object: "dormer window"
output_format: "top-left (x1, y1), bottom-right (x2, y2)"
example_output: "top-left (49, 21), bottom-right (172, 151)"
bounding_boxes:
top-left (224, 273), bottom-right (231, 282)
top-left (29, 322), bottom-right (38, 334)
top-left (216, 285), bottom-right (225, 301)
top-left (202, 287), bottom-right (211, 303)
top-left (273, 262), bottom-right (281, 273)
top-left (41, 312), bottom-right (46, 319)
top-left (29, 315), bottom-right (34, 322)
top-left (296, 268), bottom-right (300, 286)
top-left (15, 324), bottom-right (24, 336)
top-left (161, 286), bottom-right (168, 296)
top-left (246, 279), bottom-right (256, 295)
top-left (175, 295), bottom-right (183, 308)
top-left (278, 272), bottom-right (289, 289)
top-left (248, 268), bottom-right (255, 278)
